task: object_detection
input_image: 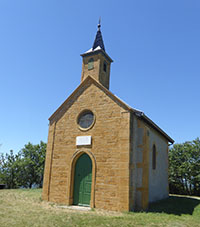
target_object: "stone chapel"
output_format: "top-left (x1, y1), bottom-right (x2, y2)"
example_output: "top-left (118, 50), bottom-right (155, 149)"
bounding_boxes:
top-left (42, 22), bottom-right (174, 211)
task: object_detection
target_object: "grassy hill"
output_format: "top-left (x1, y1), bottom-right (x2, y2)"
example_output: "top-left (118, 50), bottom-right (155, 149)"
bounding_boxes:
top-left (0, 189), bottom-right (200, 227)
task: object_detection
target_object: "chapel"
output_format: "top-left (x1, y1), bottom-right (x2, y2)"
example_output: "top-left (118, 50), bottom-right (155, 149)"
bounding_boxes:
top-left (42, 22), bottom-right (174, 211)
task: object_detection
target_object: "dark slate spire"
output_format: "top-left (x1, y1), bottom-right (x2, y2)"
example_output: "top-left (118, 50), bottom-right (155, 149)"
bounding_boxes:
top-left (92, 18), bottom-right (105, 52)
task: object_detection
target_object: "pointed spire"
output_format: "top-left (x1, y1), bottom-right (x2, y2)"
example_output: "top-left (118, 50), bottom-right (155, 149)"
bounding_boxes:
top-left (92, 18), bottom-right (105, 52)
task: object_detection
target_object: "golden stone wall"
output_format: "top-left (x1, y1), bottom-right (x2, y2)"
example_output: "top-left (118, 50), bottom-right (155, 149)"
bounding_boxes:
top-left (42, 77), bottom-right (170, 211)
top-left (42, 80), bottom-right (131, 211)
top-left (81, 53), bottom-right (111, 89)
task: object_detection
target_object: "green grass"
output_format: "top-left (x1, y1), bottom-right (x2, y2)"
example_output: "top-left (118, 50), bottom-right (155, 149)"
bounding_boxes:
top-left (0, 189), bottom-right (200, 227)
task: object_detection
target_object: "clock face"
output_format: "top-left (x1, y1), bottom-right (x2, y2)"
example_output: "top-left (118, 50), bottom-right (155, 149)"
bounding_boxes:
top-left (78, 110), bottom-right (94, 129)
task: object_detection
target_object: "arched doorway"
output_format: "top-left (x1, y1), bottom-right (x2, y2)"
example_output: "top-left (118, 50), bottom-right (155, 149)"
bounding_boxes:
top-left (73, 153), bottom-right (92, 206)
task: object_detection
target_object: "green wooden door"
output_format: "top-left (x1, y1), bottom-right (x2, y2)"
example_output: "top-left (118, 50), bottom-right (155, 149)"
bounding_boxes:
top-left (73, 153), bottom-right (92, 206)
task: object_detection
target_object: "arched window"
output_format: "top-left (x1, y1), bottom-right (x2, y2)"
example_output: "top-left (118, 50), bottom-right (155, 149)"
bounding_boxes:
top-left (88, 58), bottom-right (94, 70)
top-left (152, 144), bottom-right (156, 170)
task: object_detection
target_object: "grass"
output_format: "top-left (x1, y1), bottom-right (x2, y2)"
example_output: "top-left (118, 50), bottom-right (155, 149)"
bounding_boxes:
top-left (0, 189), bottom-right (200, 227)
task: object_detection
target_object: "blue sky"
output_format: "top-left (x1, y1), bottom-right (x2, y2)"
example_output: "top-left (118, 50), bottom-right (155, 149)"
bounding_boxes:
top-left (0, 0), bottom-right (200, 154)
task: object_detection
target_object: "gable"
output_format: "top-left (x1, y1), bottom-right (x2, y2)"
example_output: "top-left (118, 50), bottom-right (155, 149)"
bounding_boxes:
top-left (49, 76), bottom-right (131, 124)
top-left (49, 76), bottom-right (173, 144)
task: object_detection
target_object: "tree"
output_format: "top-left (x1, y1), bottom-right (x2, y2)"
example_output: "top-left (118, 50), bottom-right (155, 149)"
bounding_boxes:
top-left (0, 150), bottom-right (21, 188)
top-left (0, 141), bottom-right (46, 189)
top-left (169, 138), bottom-right (200, 195)
top-left (18, 141), bottom-right (46, 188)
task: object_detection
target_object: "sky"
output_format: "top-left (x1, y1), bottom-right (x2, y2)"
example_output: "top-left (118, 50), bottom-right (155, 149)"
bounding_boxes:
top-left (0, 0), bottom-right (200, 154)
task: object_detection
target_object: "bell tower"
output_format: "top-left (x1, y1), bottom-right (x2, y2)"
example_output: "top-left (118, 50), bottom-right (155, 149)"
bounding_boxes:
top-left (81, 20), bottom-right (113, 90)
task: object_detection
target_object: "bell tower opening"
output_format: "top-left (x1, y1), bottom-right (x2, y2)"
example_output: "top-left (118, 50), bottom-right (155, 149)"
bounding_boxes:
top-left (80, 20), bottom-right (113, 90)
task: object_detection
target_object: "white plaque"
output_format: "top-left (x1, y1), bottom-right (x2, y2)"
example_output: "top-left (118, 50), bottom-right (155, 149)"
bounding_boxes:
top-left (76, 136), bottom-right (92, 146)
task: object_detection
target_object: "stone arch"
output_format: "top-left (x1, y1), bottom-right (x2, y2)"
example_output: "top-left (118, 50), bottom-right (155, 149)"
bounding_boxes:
top-left (68, 150), bottom-right (96, 208)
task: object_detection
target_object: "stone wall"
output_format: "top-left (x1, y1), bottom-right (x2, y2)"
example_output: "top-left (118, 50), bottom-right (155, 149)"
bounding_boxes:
top-left (148, 127), bottom-right (169, 202)
top-left (81, 53), bottom-right (111, 89)
top-left (130, 116), bottom-right (169, 210)
top-left (42, 79), bottom-right (131, 211)
top-left (132, 118), bottom-right (150, 211)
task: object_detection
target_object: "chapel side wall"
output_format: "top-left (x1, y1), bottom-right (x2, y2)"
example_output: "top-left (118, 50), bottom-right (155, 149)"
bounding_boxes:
top-left (148, 129), bottom-right (169, 203)
top-left (45, 82), bottom-right (130, 211)
top-left (129, 113), bottom-right (137, 211)
top-left (133, 118), bottom-right (150, 210)
top-left (133, 118), bottom-right (169, 209)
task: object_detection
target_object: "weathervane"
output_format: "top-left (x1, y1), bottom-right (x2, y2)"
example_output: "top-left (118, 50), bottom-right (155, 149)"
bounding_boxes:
top-left (98, 17), bottom-right (101, 30)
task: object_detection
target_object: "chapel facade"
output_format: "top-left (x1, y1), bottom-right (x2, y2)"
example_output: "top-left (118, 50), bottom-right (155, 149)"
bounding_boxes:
top-left (42, 22), bottom-right (174, 211)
